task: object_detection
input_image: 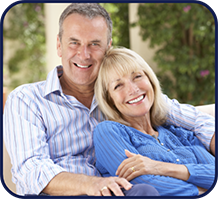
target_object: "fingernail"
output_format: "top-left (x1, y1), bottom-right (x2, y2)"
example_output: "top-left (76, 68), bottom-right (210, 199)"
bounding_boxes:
top-left (127, 184), bottom-right (133, 190)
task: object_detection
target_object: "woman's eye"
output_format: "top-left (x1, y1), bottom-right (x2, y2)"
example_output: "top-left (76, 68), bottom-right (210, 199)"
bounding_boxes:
top-left (114, 84), bottom-right (121, 90)
top-left (135, 75), bottom-right (142, 79)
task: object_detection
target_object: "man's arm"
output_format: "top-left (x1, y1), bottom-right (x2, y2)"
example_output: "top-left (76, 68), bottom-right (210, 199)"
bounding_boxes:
top-left (163, 94), bottom-right (215, 154)
top-left (3, 89), bottom-right (66, 194)
top-left (3, 89), bottom-right (132, 196)
top-left (210, 133), bottom-right (215, 156)
top-left (196, 104), bottom-right (215, 156)
top-left (42, 172), bottom-right (132, 196)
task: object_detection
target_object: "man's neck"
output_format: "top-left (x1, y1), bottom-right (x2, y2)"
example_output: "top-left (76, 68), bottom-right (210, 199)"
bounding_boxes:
top-left (60, 76), bottom-right (94, 109)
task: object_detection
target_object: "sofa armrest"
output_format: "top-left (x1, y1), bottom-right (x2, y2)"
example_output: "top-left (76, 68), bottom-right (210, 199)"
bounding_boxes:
top-left (196, 104), bottom-right (215, 117)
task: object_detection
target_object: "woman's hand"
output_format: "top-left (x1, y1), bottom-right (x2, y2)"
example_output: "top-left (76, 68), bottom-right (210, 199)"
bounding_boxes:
top-left (116, 150), bottom-right (190, 182)
top-left (116, 150), bottom-right (158, 181)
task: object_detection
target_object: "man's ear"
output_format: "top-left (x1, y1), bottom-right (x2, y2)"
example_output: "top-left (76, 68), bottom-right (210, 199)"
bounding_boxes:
top-left (57, 35), bottom-right (62, 57)
top-left (108, 39), bottom-right (112, 49)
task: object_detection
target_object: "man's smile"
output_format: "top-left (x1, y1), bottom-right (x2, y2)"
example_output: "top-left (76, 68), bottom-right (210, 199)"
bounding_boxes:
top-left (74, 63), bottom-right (92, 68)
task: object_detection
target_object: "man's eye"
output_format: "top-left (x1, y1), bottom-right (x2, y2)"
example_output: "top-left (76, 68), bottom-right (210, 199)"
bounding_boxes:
top-left (92, 43), bottom-right (99, 46)
top-left (70, 40), bottom-right (80, 45)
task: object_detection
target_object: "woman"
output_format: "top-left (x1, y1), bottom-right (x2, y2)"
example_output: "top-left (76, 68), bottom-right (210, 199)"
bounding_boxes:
top-left (93, 47), bottom-right (215, 196)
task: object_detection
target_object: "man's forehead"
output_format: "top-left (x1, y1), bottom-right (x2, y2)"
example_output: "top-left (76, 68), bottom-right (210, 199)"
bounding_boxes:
top-left (63, 13), bottom-right (107, 27)
top-left (62, 14), bottom-right (108, 38)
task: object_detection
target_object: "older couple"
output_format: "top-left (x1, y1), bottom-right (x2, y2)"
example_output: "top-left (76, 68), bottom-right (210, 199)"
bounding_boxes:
top-left (3, 3), bottom-right (215, 196)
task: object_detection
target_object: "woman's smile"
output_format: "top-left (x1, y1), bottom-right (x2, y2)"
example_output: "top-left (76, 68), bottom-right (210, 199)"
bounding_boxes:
top-left (127, 94), bottom-right (146, 104)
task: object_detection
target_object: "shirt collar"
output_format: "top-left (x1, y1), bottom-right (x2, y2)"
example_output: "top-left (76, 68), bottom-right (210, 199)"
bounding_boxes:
top-left (44, 65), bottom-right (63, 97)
top-left (43, 65), bottom-right (98, 110)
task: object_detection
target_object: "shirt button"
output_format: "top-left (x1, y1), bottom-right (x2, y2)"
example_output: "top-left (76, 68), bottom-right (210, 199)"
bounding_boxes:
top-left (167, 149), bottom-right (170, 152)
top-left (161, 143), bottom-right (164, 146)
top-left (176, 159), bottom-right (180, 162)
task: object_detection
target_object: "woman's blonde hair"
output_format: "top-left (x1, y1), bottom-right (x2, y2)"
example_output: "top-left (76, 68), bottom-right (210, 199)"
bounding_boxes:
top-left (95, 47), bottom-right (169, 127)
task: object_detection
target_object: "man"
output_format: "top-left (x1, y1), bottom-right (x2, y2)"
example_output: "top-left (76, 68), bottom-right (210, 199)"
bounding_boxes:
top-left (3, 3), bottom-right (215, 196)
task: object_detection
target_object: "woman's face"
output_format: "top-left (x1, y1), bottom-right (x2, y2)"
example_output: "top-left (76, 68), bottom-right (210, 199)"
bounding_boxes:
top-left (108, 70), bottom-right (154, 121)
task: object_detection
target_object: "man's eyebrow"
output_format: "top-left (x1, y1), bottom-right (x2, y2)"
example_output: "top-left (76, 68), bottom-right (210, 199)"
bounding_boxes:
top-left (91, 39), bottom-right (101, 43)
top-left (68, 38), bottom-right (101, 43)
top-left (69, 37), bottom-right (79, 41)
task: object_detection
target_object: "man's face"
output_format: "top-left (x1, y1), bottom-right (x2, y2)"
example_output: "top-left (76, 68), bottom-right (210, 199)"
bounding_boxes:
top-left (57, 13), bottom-right (111, 88)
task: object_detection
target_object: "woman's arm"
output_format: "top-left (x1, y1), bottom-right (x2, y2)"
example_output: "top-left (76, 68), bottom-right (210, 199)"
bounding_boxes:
top-left (93, 122), bottom-right (199, 196)
top-left (117, 150), bottom-right (214, 190)
top-left (117, 150), bottom-right (190, 181)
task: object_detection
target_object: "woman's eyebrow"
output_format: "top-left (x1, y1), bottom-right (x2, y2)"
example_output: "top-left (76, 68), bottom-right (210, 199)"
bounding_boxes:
top-left (111, 78), bottom-right (121, 83)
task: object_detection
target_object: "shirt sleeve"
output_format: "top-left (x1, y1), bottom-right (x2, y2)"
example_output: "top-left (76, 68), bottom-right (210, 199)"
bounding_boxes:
top-left (3, 88), bottom-right (66, 195)
top-left (93, 122), bottom-right (199, 196)
top-left (163, 94), bottom-right (215, 151)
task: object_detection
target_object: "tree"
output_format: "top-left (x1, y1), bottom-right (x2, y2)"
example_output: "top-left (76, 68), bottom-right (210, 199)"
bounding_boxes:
top-left (101, 3), bottom-right (130, 48)
top-left (135, 3), bottom-right (215, 105)
top-left (3, 3), bottom-right (46, 90)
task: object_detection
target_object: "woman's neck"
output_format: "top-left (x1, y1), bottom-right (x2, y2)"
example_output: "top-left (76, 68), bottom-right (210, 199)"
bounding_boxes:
top-left (128, 115), bottom-right (158, 137)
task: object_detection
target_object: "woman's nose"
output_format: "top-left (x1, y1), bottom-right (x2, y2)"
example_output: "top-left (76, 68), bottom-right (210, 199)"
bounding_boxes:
top-left (128, 82), bottom-right (139, 95)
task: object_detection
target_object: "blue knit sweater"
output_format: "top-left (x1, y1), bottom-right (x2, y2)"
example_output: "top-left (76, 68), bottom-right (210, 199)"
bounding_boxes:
top-left (93, 121), bottom-right (215, 196)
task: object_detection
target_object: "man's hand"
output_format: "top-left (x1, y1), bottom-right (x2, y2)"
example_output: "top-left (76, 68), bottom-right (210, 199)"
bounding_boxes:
top-left (43, 172), bottom-right (132, 196)
top-left (86, 176), bottom-right (132, 196)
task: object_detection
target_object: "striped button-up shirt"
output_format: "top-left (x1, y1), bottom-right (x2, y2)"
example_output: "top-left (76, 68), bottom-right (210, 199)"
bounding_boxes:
top-left (3, 65), bottom-right (215, 195)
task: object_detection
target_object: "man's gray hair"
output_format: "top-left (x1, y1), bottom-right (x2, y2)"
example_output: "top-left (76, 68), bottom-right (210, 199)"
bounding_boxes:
top-left (59, 3), bottom-right (113, 44)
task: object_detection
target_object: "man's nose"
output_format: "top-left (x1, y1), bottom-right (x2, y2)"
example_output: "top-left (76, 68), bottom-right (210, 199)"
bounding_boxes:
top-left (77, 45), bottom-right (90, 59)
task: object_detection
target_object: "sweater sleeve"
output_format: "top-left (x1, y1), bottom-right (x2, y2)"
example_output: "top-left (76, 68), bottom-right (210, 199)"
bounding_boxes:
top-left (166, 125), bottom-right (215, 189)
top-left (185, 164), bottom-right (215, 189)
top-left (93, 121), bottom-right (199, 196)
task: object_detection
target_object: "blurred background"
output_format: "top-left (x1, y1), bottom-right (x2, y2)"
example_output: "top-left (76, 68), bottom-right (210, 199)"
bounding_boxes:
top-left (2, 3), bottom-right (216, 194)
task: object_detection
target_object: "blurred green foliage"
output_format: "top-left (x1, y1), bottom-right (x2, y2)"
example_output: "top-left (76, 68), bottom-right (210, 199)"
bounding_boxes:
top-left (101, 3), bottom-right (130, 48)
top-left (4, 3), bottom-right (215, 106)
top-left (135, 3), bottom-right (215, 105)
top-left (3, 3), bottom-right (46, 90)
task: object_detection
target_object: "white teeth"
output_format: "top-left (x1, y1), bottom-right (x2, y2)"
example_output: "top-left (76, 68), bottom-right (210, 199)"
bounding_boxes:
top-left (128, 95), bottom-right (144, 104)
top-left (75, 63), bottom-right (91, 68)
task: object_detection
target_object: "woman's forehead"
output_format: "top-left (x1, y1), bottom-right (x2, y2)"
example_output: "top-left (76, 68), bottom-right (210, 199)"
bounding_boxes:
top-left (108, 69), bottom-right (144, 85)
